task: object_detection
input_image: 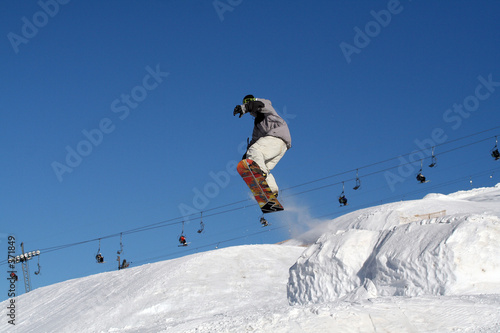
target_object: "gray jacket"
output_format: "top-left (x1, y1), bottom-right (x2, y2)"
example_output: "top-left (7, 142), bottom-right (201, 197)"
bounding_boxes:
top-left (241, 98), bottom-right (292, 149)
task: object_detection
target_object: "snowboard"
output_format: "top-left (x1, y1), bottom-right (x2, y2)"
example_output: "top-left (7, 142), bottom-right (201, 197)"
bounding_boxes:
top-left (236, 159), bottom-right (284, 214)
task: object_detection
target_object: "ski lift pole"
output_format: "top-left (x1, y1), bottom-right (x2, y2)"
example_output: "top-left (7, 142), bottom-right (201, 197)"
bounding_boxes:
top-left (20, 242), bottom-right (32, 293)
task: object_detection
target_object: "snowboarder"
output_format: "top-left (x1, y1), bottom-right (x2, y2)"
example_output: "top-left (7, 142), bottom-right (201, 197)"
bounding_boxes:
top-left (233, 95), bottom-right (292, 195)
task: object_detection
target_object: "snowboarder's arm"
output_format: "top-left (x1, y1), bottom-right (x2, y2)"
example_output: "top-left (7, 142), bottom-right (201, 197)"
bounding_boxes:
top-left (245, 100), bottom-right (265, 115)
top-left (234, 100), bottom-right (266, 118)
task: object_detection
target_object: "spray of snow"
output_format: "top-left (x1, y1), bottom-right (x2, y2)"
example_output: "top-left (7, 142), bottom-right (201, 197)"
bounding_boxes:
top-left (275, 196), bottom-right (333, 245)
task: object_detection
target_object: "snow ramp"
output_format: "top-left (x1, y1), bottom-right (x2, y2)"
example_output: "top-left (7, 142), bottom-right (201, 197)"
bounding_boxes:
top-left (287, 188), bottom-right (500, 305)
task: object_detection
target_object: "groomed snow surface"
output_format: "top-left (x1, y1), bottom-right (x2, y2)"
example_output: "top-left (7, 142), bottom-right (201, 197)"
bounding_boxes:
top-left (3, 185), bottom-right (500, 332)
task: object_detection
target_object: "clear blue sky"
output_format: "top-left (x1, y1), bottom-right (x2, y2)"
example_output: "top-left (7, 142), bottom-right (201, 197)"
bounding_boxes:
top-left (1, 0), bottom-right (500, 300)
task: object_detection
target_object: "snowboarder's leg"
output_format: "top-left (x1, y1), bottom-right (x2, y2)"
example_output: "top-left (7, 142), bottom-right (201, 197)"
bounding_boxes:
top-left (264, 173), bottom-right (279, 194)
top-left (246, 136), bottom-right (287, 193)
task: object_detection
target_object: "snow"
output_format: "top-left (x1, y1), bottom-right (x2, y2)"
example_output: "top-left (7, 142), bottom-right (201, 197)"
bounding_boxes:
top-left (3, 185), bottom-right (500, 332)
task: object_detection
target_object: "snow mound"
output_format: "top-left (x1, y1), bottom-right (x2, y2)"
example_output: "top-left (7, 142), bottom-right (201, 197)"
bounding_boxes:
top-left (287, 185), bottom-right (500, 305)
top-left (4, 245), bottom-right (304, 333)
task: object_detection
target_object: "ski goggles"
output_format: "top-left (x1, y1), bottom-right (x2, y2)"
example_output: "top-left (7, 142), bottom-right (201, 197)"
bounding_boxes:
top-left (243, 97), bottom-right (256, 104)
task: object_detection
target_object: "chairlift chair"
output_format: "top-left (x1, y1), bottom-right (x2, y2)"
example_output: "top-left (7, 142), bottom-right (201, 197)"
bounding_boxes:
top-left (429, 147), bottom-right (437, 167)
top-left (492, 149), bottom-right (500, 160)
top-left (179, 235), bottom-right (187, 245)
top-left (338, 182), bottom-right (348, 206)
top-left (416, 173), bottom-right (427, 183)
top-left (179, 221), bottom-right (188, 245)
top-left (492, 136), bottom-right (500, 160)
top-left (116, 233), bottom-right (128, 270)
top-left (416, 160), bottom-right (428, 183)
top-left (260, 216), bottom-right (269, 227)
top-left (353, 169), bottom-right (361, 190)
top-left (34, 254), bottom-right (41, 275)
top-left (117, 233), bottom-right (123, 255)
top-left (197, 221), bottom-right (205, 233)
top-left (95, 239), bottom-right (105, 263)
top-left (197, 213), bottom-right (205, 233)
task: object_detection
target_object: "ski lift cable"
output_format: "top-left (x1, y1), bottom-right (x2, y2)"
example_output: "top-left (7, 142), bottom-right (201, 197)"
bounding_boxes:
top-left (1, 131), bottom-right (498, 266)
top-left (133, 224), bottom-right (290, 265)
top-left (282, 136), bottom-right (496, 198)
top-left (127, 165), bottom-right (500, 266)
top-left (315, 166), bottom-right (500, 220)
top-left (1, 163), bottom-right (499, 268)
top-left (281, 129), bottom-right (500, 192)
top-left (30, 137), bottom-right (500, 253)
top-left (34, 134), bottom-right (500, 256)
top-left (111, 132), bottom-right (500, 231)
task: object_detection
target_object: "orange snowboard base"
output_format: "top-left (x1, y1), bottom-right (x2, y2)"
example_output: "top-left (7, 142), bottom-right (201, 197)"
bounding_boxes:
top-left (236, 159), bottom-right (284, 214)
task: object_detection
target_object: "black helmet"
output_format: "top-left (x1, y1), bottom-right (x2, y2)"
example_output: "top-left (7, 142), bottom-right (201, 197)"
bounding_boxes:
top-left (243, 94), bottom-right (255, 104)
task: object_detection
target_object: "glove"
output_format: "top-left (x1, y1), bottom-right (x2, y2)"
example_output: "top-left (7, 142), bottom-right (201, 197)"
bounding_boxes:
top-left (233, 105), bottom-right (245, 118)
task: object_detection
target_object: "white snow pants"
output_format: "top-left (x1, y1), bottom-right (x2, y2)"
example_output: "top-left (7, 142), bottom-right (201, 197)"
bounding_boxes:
top-left (246, 136), bottom-right (287, 193)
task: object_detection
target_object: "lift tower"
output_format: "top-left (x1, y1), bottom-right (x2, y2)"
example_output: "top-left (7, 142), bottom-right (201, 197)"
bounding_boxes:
top-left (8, 242), bottom-right (40, 294)
top-left (20, 243), bottom-right (32, 293)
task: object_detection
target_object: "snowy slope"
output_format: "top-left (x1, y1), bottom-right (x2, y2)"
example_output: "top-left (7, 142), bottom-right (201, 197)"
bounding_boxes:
top-left (2, 185), bottom-right (500, 332)
top-left (4, 245), bottom-right (304, 332)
